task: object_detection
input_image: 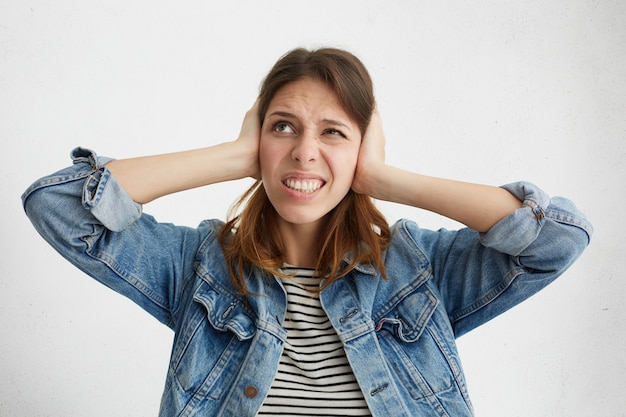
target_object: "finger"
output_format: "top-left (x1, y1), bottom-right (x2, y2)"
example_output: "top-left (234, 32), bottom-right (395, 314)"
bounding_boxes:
top-left (363, 109), bottom-right (386, 158)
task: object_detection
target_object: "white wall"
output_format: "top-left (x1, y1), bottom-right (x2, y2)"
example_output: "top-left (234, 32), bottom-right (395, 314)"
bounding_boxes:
top-left (2, 1), bottom-right (624, 416)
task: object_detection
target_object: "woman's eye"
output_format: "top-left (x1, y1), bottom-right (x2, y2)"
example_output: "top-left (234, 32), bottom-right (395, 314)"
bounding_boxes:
top-left (273, 122), bottom-right (294, 134)
top-left (325, 128), bottom-right (346, 138)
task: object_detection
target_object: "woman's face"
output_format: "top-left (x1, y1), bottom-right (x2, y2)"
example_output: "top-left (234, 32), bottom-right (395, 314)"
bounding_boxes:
top-left (260, 77), bottom-right (362, 229)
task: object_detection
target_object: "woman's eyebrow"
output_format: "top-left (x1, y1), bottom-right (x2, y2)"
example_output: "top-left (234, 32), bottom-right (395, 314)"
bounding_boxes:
top-left (267, 111), bottom-right (297, 119)
top-left (321, 118), bottom-right (350, 129)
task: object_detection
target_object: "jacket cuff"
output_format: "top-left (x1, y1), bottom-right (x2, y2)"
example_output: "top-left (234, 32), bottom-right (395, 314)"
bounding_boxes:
top-left (73, 147), bottom-right (142, 232)
top-left (479, 181), bottom-right (550, 256)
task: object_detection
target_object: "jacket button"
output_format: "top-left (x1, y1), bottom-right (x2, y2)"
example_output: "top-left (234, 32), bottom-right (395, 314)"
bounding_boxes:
top-left (244, 385), bottom-right (258, 398)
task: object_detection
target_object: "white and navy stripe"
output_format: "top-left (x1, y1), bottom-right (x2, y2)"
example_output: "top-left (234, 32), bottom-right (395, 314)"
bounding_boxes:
top-left (257, 267), bottom-right (371, 416)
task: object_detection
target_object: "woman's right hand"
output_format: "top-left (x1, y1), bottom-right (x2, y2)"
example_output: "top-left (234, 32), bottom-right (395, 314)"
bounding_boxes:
top-left (233, 100), bottom-right (261, 180)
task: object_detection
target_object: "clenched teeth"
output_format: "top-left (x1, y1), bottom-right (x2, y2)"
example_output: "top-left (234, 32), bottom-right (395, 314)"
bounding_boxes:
top-left (284, 179), bottom-right (323, 193)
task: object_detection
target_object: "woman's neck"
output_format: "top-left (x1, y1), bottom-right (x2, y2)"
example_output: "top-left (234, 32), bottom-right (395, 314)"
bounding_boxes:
top-left (277, 219), bottom-right (324, 268)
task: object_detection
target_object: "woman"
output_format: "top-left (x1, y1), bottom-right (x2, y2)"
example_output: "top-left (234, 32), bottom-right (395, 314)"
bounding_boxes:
top-left (22, 47), bottom-right (592, 416)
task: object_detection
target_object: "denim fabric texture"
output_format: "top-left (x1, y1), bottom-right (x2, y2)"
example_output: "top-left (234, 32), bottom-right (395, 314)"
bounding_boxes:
top-left (22, 147), bottom-right (592, 417)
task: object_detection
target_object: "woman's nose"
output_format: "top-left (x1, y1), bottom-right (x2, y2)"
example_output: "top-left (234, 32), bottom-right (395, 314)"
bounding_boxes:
top-left (291, 132), bottom-right (319, 163)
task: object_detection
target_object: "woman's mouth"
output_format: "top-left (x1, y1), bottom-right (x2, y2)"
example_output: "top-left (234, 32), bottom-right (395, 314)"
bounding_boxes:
top-left (283, 179), bottom-right (324, 193)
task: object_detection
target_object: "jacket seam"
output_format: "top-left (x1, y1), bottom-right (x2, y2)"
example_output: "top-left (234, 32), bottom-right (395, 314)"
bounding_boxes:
top-left (449, 267), bottom-right (524, 324)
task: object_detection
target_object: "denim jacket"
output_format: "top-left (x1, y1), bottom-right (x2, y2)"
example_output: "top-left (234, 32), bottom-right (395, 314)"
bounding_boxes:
top-left (22, 148), bottom-right (592, 417)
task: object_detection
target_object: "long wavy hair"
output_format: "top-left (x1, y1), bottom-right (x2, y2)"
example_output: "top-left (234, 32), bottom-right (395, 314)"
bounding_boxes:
top-left (219, 47), bottom-right (391, 294)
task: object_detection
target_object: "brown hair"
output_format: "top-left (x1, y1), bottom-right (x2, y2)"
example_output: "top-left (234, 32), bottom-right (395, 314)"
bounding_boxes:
top-left (219, 47), bottom-right (390, 294)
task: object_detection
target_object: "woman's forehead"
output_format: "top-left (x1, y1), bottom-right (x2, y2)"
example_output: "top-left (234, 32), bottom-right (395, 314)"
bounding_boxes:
top-left (266, 79), bottom-right (356, 126)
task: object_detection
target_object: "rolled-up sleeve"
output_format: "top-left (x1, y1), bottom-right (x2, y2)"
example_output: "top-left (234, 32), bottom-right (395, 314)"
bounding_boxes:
top-left (480, 181), bottom-right (593, 255)
top-left (80, 150), bottom-right (142, 232)
top-left (22, 146), bottom-right (141, 232)
top-left (22, 147), bottom-right (203, 327)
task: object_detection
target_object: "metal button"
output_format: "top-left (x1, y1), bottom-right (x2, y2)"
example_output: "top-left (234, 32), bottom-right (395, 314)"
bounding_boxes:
top-left (244, 385), bottom-right (258, 398)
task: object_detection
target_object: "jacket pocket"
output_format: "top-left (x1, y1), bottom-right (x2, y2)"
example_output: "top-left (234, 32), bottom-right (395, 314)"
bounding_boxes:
top-left (169, 281), bottom-right (256, 397)
top-left (375, 284), bottom-right (438, 342)
top-left (375, 285), bottom-right (468, 406)
top-left (193, 283), bottom-right (256, 341)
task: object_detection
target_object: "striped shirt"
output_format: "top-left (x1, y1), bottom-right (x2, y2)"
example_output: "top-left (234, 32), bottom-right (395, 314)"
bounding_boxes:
top-left (257, 267), bottom-right (372, 417)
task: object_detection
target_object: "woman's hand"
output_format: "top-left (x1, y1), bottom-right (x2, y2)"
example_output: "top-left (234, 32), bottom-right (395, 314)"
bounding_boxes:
top-left (233, 101), bottom-right (261, 180)
top-left (352, 107), bottom-right (390, 198)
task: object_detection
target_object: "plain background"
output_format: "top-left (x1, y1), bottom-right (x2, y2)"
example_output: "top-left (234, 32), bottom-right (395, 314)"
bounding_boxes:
top-left (2, 1), bottom-right (624, 416)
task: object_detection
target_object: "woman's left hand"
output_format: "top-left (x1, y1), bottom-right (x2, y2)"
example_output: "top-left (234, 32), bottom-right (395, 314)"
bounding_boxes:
top-left (352, 107), bottom-right (389, 198)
